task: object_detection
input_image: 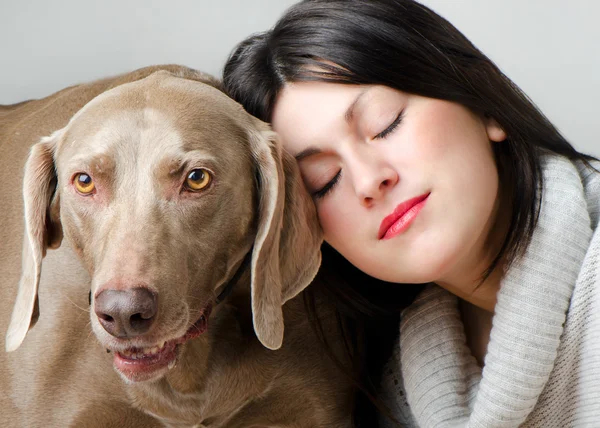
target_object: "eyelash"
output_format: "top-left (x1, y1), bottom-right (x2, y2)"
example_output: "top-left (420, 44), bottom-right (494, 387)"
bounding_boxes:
top-left (374, 110), bottom-right (405, 140)
top-left (313, 170), bottom-right (341, 200)
top-left (312, 110), bottom-right (404, 200)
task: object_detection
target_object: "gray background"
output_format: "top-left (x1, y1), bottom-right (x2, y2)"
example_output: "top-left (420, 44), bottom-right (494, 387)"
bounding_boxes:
top-left (1, 0), bottom-right (597, 155)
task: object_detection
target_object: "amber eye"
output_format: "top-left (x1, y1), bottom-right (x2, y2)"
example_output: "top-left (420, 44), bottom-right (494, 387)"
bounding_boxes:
top-left (73, 173), bottom-right (95, 194)
top-left (185, 168), bottom-right (212, 191)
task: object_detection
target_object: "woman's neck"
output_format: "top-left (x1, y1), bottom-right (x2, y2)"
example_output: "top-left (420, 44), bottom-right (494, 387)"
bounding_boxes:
top-left (436, 263), bottom-right (503, 367)
top-left (459, 298), bottom-right (494, 367)
top-left (437, 263), bottom-right (503, 312)
top-left (434, 228), bottom-right (508, 366)
top-left (436, 177), bottom-right (512, 313)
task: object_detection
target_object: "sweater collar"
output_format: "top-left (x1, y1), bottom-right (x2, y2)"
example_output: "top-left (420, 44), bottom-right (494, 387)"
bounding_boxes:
top-left (399, 156), bottom-right (593, 427)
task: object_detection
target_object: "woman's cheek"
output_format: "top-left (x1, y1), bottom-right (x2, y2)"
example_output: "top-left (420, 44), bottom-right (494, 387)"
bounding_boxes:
top-left (315, 202), bottom-right (336, 238)
top-left (317, 198), bottom-right (352, 245)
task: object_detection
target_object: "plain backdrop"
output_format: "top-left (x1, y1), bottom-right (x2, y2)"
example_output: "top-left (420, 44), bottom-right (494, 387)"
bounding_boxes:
top-left (1, 0), bottom-right (597, 155)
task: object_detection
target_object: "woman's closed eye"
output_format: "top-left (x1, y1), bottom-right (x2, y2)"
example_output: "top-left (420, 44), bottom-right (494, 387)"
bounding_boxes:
top-left (373, 110), bottom-right (405, 140)
top-left (311, 170), bottom-right (342, 200)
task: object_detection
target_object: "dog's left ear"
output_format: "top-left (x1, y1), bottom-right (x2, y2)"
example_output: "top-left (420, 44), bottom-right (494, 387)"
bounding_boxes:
top-left (247, 119), bottom-right (323, 350)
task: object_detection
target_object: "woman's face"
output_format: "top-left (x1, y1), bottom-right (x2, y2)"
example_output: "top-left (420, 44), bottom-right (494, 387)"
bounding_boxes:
top-left (272, 82), bottom-right (507, 286)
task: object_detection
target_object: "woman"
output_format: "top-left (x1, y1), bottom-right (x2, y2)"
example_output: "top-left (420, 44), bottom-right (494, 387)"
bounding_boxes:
top-left (222, 1), bottom-right (600, 426)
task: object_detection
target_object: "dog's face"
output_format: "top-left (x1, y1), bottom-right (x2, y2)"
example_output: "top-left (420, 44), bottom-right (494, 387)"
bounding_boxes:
top-left (58, 76), bottom-right (258, 382)
top-left (6, 72), bottom-right (323, 383)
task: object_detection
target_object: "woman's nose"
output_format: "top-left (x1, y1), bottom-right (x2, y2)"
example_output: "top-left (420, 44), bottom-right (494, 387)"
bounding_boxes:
top-left (349, 151), bottom-right (398, 206)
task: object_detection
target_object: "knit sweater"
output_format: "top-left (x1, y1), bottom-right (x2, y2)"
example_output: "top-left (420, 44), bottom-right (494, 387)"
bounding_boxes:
top-left (380, 156), bottom-right (600, 427)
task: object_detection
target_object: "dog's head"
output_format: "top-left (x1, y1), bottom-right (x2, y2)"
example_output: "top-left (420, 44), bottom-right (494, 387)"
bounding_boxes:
top-left (5, 71), bottom-right (323, 382)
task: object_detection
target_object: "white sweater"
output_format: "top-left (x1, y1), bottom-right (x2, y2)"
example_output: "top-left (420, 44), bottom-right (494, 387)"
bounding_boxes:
top-left (380, 156), bottom-right (600, 427)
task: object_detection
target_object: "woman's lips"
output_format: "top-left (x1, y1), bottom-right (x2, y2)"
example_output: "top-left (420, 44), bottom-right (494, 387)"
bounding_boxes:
top-left (379, 193), bottom-right (430, 240)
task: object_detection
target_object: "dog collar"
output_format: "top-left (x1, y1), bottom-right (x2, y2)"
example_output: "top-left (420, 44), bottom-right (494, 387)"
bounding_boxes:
top-left (215, 249), bottom-right (253, 305)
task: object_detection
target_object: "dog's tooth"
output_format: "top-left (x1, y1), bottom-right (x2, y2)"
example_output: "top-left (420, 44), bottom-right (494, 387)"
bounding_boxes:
top-left (168, 359), bottom-right (177, 370)
top-left (141, 345), bottom-right (160, 356)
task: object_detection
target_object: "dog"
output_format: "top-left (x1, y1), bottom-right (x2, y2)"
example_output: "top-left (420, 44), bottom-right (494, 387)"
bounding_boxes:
top-left (0, 65), bottom-right (354, 427)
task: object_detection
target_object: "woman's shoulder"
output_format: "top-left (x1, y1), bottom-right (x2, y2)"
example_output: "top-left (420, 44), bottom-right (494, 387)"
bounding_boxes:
top-left (540, 154), bottom-right (600, 225)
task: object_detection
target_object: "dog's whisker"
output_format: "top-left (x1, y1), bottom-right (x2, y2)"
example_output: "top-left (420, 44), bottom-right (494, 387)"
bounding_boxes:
top-left (85, 322), bottom-right (96, 340)
top-left (182, 316), bottom-right (204, 333)
top-left (172, 292), bottom-right (204, 303)
top-left (60, 293), bottom-right (91, 314)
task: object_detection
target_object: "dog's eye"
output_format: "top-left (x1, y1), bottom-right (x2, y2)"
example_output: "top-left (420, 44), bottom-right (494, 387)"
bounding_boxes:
top-left (185, 168), bottom-right (212, 191)
top-left (73, 173), bottom-right (95, 195)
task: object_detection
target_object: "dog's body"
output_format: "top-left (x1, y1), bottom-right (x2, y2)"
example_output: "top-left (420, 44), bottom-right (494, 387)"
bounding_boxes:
top-left (0, 66), bottom-right (353, 427)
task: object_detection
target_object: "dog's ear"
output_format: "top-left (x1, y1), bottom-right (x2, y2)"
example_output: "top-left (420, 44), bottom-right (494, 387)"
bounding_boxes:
top-left (247, 119), bottom-right (323, 350)
top-left (5, 131), bottom-right (63, 352)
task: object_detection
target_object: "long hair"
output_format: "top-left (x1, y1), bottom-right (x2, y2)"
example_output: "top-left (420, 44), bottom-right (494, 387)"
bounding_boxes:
top-left (222, 0), bottom-right (596, 425)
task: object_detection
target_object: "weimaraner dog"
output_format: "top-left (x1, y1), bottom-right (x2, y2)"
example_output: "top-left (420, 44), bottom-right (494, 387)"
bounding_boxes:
top-left (0, 65), bottom-right (353, 427)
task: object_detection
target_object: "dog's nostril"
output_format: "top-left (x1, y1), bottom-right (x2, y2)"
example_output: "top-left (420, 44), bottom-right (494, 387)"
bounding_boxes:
top-left (98, 314), bottom-right (114, 322)
top-left (130, 312), bottom-right (154, 331)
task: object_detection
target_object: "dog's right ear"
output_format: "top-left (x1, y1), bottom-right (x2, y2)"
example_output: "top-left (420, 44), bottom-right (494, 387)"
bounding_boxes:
top-left (5, 131), bottom-right (63, 352)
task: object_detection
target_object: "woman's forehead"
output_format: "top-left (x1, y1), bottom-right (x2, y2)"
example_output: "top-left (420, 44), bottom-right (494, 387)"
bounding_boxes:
top-left (272, 82), bottom-right (363, 152)
top-left (272, 82), bottom-right (404, 145)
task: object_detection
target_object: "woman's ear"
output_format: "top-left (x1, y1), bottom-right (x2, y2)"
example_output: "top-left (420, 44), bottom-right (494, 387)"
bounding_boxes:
top-left (485, 116), bottom-right (507, 142)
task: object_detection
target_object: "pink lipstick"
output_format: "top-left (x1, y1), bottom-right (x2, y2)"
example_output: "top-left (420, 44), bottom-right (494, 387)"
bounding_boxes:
top-left (379, 193), bottom-right (430, 240)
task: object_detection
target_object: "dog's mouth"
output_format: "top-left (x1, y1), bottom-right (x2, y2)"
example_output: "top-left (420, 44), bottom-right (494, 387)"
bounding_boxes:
top-left (111, 305), bottom-right (212, 383)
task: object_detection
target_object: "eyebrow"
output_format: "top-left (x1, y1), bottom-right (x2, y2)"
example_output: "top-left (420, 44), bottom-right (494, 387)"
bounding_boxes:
top-left (344, 86), bottom-right (373, 124)
top-left (294, 87), bottom-right (374, 161)
top-left (294, 147), bottom-right (322, 161)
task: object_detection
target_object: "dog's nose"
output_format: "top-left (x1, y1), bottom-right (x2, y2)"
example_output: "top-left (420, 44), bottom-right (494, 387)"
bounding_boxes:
top-left (94, 288), bottom-right (158, 338)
